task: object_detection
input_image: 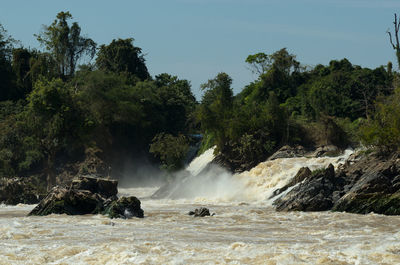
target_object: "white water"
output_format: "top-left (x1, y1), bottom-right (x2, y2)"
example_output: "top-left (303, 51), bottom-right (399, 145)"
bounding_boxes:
top-left (1, 148), bottom-right (400, 264)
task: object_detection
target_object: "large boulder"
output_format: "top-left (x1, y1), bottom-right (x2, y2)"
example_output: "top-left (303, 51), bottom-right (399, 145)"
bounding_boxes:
top-left (70, 175), bottom-right (118, 198)
top-left (103, 196), bottom-right (144, 219)
top-left (274, 164), bottom-right (344, 211)
top-left (0, 177), bottom-right (46, 205)
top-left (29, 187), bottom-right (105, 216)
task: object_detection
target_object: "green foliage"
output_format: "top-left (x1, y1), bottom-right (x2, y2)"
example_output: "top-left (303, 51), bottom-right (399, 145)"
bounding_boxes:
top-left (0, 23), bottom-right (17, 101)
top-left (289, 59), bottom-right (392, 120)
top-left (197, 132), bottom-right (215, 155)
top-left (360, 89), bottom-right (400, 152)
top-left (149, 133), bottom-right (189, 171)
top-left (96, 38), bottom-right (150, 81)
top-left (36, 11), bottom-right (96, 80)
top-left (243, 48), bottom-right (301, 103)
top-left (245, 52), bottom-right (271, 75)
top-left (197, 72), bottom-right (233, 152)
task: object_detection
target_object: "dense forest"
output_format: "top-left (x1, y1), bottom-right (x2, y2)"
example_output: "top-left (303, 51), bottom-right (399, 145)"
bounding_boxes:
top-left (1, 11), bottom-right (400, 190)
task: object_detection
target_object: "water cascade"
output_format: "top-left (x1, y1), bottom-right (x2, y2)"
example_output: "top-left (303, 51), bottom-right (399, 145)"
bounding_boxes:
top-left (157, 147), bottom-right (354, 204)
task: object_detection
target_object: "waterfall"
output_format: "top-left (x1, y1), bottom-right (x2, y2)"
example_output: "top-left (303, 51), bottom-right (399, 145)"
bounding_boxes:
top-left (154, 147), bottom-right (354, 203)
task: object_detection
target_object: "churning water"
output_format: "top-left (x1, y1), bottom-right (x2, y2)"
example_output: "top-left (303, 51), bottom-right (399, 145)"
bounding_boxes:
top-left (1, 148), bottom-right (400, 264)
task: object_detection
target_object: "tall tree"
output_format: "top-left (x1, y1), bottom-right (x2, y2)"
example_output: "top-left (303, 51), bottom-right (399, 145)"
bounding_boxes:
top-left (198, 72), bottom-right (233, 152)
top-left (0, 23), bottom-right (16, 101)
top-left (96, 38), bottom-right (150, 81)
top-left (387, 13), bottom-right (400, 68)
top-left (36, 11), bottom-right (96, 80)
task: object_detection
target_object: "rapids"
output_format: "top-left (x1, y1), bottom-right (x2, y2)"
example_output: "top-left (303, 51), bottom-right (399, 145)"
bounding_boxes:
top-left (1, 148), bottom-right (400, 264)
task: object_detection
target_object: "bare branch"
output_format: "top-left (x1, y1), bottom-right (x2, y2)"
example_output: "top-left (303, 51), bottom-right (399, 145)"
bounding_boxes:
top-left (388, 31), bottom-right (396, 49)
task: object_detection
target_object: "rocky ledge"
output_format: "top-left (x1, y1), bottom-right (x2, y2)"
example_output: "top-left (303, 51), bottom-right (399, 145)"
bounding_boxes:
top-left (273, 151), bottom-right (400, 215)
top-left (0, 176), bottom-right (46, 205)
top-left (29, 175), bottom-right (143, 219)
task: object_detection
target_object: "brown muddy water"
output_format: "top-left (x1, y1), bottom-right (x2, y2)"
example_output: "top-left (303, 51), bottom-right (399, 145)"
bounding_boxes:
top-left (1, 149), bottom-right (400, 264)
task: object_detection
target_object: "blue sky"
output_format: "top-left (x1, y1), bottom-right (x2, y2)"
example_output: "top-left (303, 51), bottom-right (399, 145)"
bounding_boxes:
top-left (1, 0), bottom-right (399, 98)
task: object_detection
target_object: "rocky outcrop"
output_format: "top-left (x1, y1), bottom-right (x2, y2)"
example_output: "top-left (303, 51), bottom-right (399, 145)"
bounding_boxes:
top-left (29, 186), bottom-right (105, 216)
top-left (188, 207), bottom-right (211, 217)
top-left (270, 167), bottom-right (311, 199)
top-left (70, 175), bottom-right (117, 199)
top-left (0, 177), bottom-right (46, 205)
top-left (332, 153), bottom-right (400, 215)
top-left (268, 145), bottom-right (307, 160)
top-left (312, 145), bottom-right (340, 157)
top-left (29, 175), bottom-right (144, 218)
top-left (273, 151), bottom-right (400, 215)
top-left (274, 164), bottom-right (345, 211)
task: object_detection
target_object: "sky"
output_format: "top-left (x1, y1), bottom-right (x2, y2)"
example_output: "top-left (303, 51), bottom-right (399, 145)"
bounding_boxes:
top-left (0, 0), bottom-right (399, 99)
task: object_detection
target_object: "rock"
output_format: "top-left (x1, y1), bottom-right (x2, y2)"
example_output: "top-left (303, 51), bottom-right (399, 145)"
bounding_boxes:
top-left (312, 145), bottom-right (340, 158)
top-left (70, 175), bottom-right (118, 199)
top-left (188, 207), bottom-right (211, 217)
top-left (29, 186), bottom-right (105, 216)
top-left (268, 145), bottom-right (307, 160)
top-left (103, 196), bottom-right (144, 219)
top-left (332, 154), bottom-right (400, 215)
top-left (29, 176), bottom-right (144, 218)
top-left (0, 177), bottom-right (46, 205)
top-left (274, 164), bottom-right (344, 211)
top-left (270, 167), bottom-right (312, 199)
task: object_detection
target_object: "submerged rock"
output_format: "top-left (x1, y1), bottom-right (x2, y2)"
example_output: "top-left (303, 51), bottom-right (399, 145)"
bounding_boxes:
top-left (103, 196), bottom-right (144, 219)
top-left (188, 207), bottom-right (211, 217)
top-left (0, 177), bottom-right (46, 205)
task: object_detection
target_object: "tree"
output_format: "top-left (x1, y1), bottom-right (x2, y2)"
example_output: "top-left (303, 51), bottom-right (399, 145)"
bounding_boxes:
top-left (245, 52), bottom-right (272, 76)
top-left (387, 13), bottom-right (400, 68)
top-left (25, 78), bottom-right (87, 189)
top-left (36, 11), bottom-right (96, 80)
top-left (0, 23), bottom-right (16, 101)
top-left (96, 38), bottom-right (150, 81)
top-left (154, 73), bottom-right (196, 134)
top-left (198, 72), bottom-right (233, 152)
top-left (149, 133), bottom-right (189, 171)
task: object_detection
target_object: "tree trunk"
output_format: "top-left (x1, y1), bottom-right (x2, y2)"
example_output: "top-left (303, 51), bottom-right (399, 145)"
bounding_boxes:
top-left (46, 152), bottom-right (56, 191)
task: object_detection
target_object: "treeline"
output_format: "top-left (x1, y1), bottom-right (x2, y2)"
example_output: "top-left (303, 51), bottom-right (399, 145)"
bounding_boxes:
top-left (197, 49), bottom-right (399, 171)
top-left (0, 12), bottom-right (196, 188)
top-left (1, 11), bottom-right (400, 187)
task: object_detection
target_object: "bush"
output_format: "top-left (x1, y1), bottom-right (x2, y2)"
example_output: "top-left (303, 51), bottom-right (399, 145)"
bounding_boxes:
top-left (149, 133), bottom-right (189, 172)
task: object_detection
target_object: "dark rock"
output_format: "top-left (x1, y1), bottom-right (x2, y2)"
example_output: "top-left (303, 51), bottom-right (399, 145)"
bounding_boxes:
top-left (103, 196), bottom-right (144, 219)
top-left (0, 177), bottom-right (46, 205)
top-left (273, 164), bottom-right (343, 211)
top-left (332, 154), bottom-right (400, 215)
top-left (29, 176), bottom-right (144, 218)
top-left (29, 187), bottom-right (105, 216)
top-left (270, 167), bottom-right (312, 199)
top-left (268, 145), bottom-right (307, 160)
top-left (70, 175), bottom-right (118, 199)
top-left (188, 207), bottom-right (211, 217)
top-left (312, 145), bottom-right (340, 157)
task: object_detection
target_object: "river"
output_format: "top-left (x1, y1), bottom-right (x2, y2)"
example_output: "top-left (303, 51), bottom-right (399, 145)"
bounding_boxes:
top-left (1, 149), bottom-right (400, 264)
